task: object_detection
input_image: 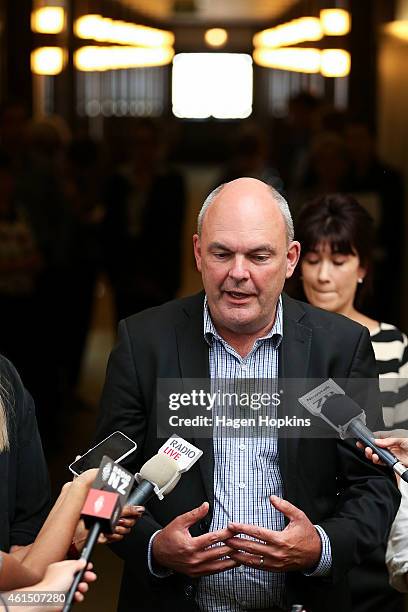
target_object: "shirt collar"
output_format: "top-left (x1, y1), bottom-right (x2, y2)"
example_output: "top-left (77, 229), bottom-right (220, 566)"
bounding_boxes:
top-left (203, 295), bottom-right (283, 349)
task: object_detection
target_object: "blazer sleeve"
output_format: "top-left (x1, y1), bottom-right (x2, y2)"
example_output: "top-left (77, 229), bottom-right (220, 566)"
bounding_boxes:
top-left (4, 358), bottom-right (51, 548)
top-left (319, 327), bottom-right (401, 583)
top-left (94, 319), bottom-right (164, 567)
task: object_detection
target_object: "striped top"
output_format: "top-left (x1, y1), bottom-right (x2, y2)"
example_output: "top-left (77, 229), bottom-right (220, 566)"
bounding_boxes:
top-left (370, 323), bottom-right (408, 429)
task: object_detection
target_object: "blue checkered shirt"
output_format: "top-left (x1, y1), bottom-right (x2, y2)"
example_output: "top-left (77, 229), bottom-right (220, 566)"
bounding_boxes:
top-left (195, 296), bottom-right (332, 612)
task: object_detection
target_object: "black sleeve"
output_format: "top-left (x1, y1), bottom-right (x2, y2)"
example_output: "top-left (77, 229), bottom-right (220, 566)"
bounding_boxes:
top-left (321, 326), bottom-right (400, 582)
top-left (3, 358), bottom-right (51, 548)
top-left (94, 320), bottom-right (163, 564)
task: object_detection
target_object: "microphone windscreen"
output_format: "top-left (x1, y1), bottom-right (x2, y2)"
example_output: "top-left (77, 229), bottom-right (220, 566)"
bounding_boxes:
top-left (139, 454), bottom-right (180, 494)
top-left (321, 394), bottom-right (363, 426)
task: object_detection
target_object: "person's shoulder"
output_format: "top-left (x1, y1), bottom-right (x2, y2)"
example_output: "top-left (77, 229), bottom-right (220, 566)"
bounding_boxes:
top-left (371, 322), bottom-right (407, 343)
top-left (123, 292), bottom-right (204, 331)
top-left (0, 355), bottom-right (24, 393)
top-left (283, 294), bottom-right (366, 337)
top-left (371, 323), bottom-right (408, 367)
top-left (0, 356), bottom-right (30, 434)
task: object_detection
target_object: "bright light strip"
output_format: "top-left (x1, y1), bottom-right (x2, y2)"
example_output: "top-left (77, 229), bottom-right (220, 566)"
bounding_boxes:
top-left (320, 49), bottom-right (350, 77)
top-left (385, 20), bottom-right (408, 41)
top-left (320, 9), bottom-right (351, 36)
top-left (172, 53), bottom-right (253, 119)
top-left (204, 28), bottom-right (228, 47)
top-left (74, 45), bottom-right (174, 70)
top-left (253, 17), bottom-right (323, 48)
top-left (253, 47), bottom-right (321, 73)
top-left (253, 47), bottom-right (350, 77)
top-left (31, 47), bottom-right (64, 75)
top-left (74, 14), bottom-right (174, 47)
top-left (31, 7), bottom-right (65, 34)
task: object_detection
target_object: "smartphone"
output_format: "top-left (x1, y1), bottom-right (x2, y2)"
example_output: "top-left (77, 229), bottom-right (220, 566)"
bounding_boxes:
top-left (69, 431), bottom-right (137, 476)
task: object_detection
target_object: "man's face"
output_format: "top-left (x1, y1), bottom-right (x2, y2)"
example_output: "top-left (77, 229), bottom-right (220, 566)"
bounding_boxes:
top-left (193, 178), bottom-right (300, 337)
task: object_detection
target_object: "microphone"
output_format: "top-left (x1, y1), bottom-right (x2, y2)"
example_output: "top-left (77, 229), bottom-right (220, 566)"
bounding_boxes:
top-left (63, 453), bottom-right (181, 611)
top-left (320, 394), bottom-right (408, 483)
top-left (127, 453), bottom-right (180, 506)
top-left (128, 433), bottom-right (204, 506)
top-left (63, 457), bottom-right (135, 612)
top-left (298, 379), bottom-right (408, 482)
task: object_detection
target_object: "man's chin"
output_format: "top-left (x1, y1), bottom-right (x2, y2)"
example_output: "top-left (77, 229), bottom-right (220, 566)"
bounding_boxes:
top-left (220, 309), bottom-right (260, 333)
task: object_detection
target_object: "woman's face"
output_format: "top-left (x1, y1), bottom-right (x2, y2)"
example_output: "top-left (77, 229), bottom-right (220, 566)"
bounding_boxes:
top-left (301, 241), bottom-right (366, 315)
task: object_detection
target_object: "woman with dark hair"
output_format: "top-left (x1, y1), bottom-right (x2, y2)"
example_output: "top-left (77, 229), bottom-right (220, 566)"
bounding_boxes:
top-left (296, 193), bottom-right (408, 430)
top-left (294, 193), bottom-right (408, 611)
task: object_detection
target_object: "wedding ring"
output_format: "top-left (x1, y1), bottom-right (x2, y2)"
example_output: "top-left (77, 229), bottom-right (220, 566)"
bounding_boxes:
top-left (259, 555), bottom-right (264, 567)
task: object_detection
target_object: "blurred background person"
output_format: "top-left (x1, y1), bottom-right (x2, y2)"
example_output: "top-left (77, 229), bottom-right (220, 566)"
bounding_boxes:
top-left (60, 137), bottom-right (106, 408)
top-left (272, 91), bottom-right (322, 191)
top-left (102, 118), bottom-right (186, 322)
top-left (216, 121), bottom-right (283, 191)
top-left (0, 115), bottom-right (76, 446)
top-left (345, 119), bottom-right (405, 327)
top-left (289, 132), bottom-right (350, 216)
top-left (290, 192), bottom-right (407, 612)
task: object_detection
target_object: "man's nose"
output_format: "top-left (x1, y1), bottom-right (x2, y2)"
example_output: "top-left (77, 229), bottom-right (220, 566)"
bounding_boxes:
top-left (228, 255), bottom-right (250, 281)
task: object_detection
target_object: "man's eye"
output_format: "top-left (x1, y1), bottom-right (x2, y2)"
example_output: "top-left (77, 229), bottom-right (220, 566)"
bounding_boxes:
top-left (252, 255), bottom-right (269, 262)
top-left (213, 252), bottom-right (229, 259)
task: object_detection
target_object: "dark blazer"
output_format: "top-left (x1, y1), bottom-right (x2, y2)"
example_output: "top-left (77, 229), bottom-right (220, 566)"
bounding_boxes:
top-left (95, 292), bottom-right (400, 612)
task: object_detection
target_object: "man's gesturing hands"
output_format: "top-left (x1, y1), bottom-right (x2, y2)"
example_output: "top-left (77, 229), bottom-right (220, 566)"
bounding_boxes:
top-left (152, 502), bottom-right (238, 577)
top-left (152, 497), bottom-right (322, 577)
top-left (226, 496), bottom-right (322, 572)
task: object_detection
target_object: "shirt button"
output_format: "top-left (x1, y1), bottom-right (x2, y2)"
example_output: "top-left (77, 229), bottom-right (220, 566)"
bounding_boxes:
top-left (237, 565), bottom-right (245, 573)
top-left (238, 482), bottom-right (246, 489)
top-left (239, 444), bottom-right (246, 451)
top-left (241, 364), bottom-right (248, 371)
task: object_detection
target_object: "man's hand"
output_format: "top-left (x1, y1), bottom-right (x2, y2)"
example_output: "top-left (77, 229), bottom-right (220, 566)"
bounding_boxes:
top-left (356, 430), bottom-right (408, 467)
top-left (225, 496), bottom-right (321, 572)
top-left (152, 502), bottom-right (238, 577)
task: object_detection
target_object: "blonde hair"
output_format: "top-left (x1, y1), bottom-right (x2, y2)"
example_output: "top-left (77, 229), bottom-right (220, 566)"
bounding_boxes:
top-left (0, 378), bottom-right (11, 452)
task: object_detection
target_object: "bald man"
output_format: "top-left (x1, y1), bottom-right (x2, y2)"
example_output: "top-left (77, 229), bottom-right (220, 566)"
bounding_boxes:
top-left (95, 178), bottom-right (399, 612)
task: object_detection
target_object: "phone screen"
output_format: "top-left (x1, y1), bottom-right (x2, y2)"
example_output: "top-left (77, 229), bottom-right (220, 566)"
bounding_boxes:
top-left (69, 431), bottom-right (137, 475)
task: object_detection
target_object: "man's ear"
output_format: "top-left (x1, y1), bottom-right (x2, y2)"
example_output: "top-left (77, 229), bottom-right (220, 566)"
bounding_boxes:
top-left (286, 241), bottom-right (301, 279)
top-left (193, 234), bottom-right (202, 272)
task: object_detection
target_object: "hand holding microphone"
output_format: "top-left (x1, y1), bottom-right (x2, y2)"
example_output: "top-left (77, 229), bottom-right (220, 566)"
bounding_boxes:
top-left (62, 449), bottom-right (186, 611)
top-left (298, 380), bottom-right (408, 482)
top-left (356, 430), bottom-right (408, 468)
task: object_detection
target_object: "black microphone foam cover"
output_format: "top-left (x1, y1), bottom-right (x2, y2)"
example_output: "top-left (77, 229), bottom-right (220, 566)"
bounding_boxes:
top-left (321, 394), bottom-right (363, 427)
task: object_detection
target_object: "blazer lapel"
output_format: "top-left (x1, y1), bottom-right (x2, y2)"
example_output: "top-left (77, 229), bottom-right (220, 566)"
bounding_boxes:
top-left (175, 293), bottom-right (214, 503)
top-left (278, 294), bottom-right (312, 506)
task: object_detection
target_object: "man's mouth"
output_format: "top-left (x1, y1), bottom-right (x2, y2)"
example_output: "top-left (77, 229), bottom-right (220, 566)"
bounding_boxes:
top-left (224, 290), bottom-right (253, 300)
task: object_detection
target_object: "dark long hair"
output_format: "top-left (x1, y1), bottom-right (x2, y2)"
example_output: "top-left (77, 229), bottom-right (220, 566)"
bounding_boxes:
top-left (293, 193), bottom-right (375, 307)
